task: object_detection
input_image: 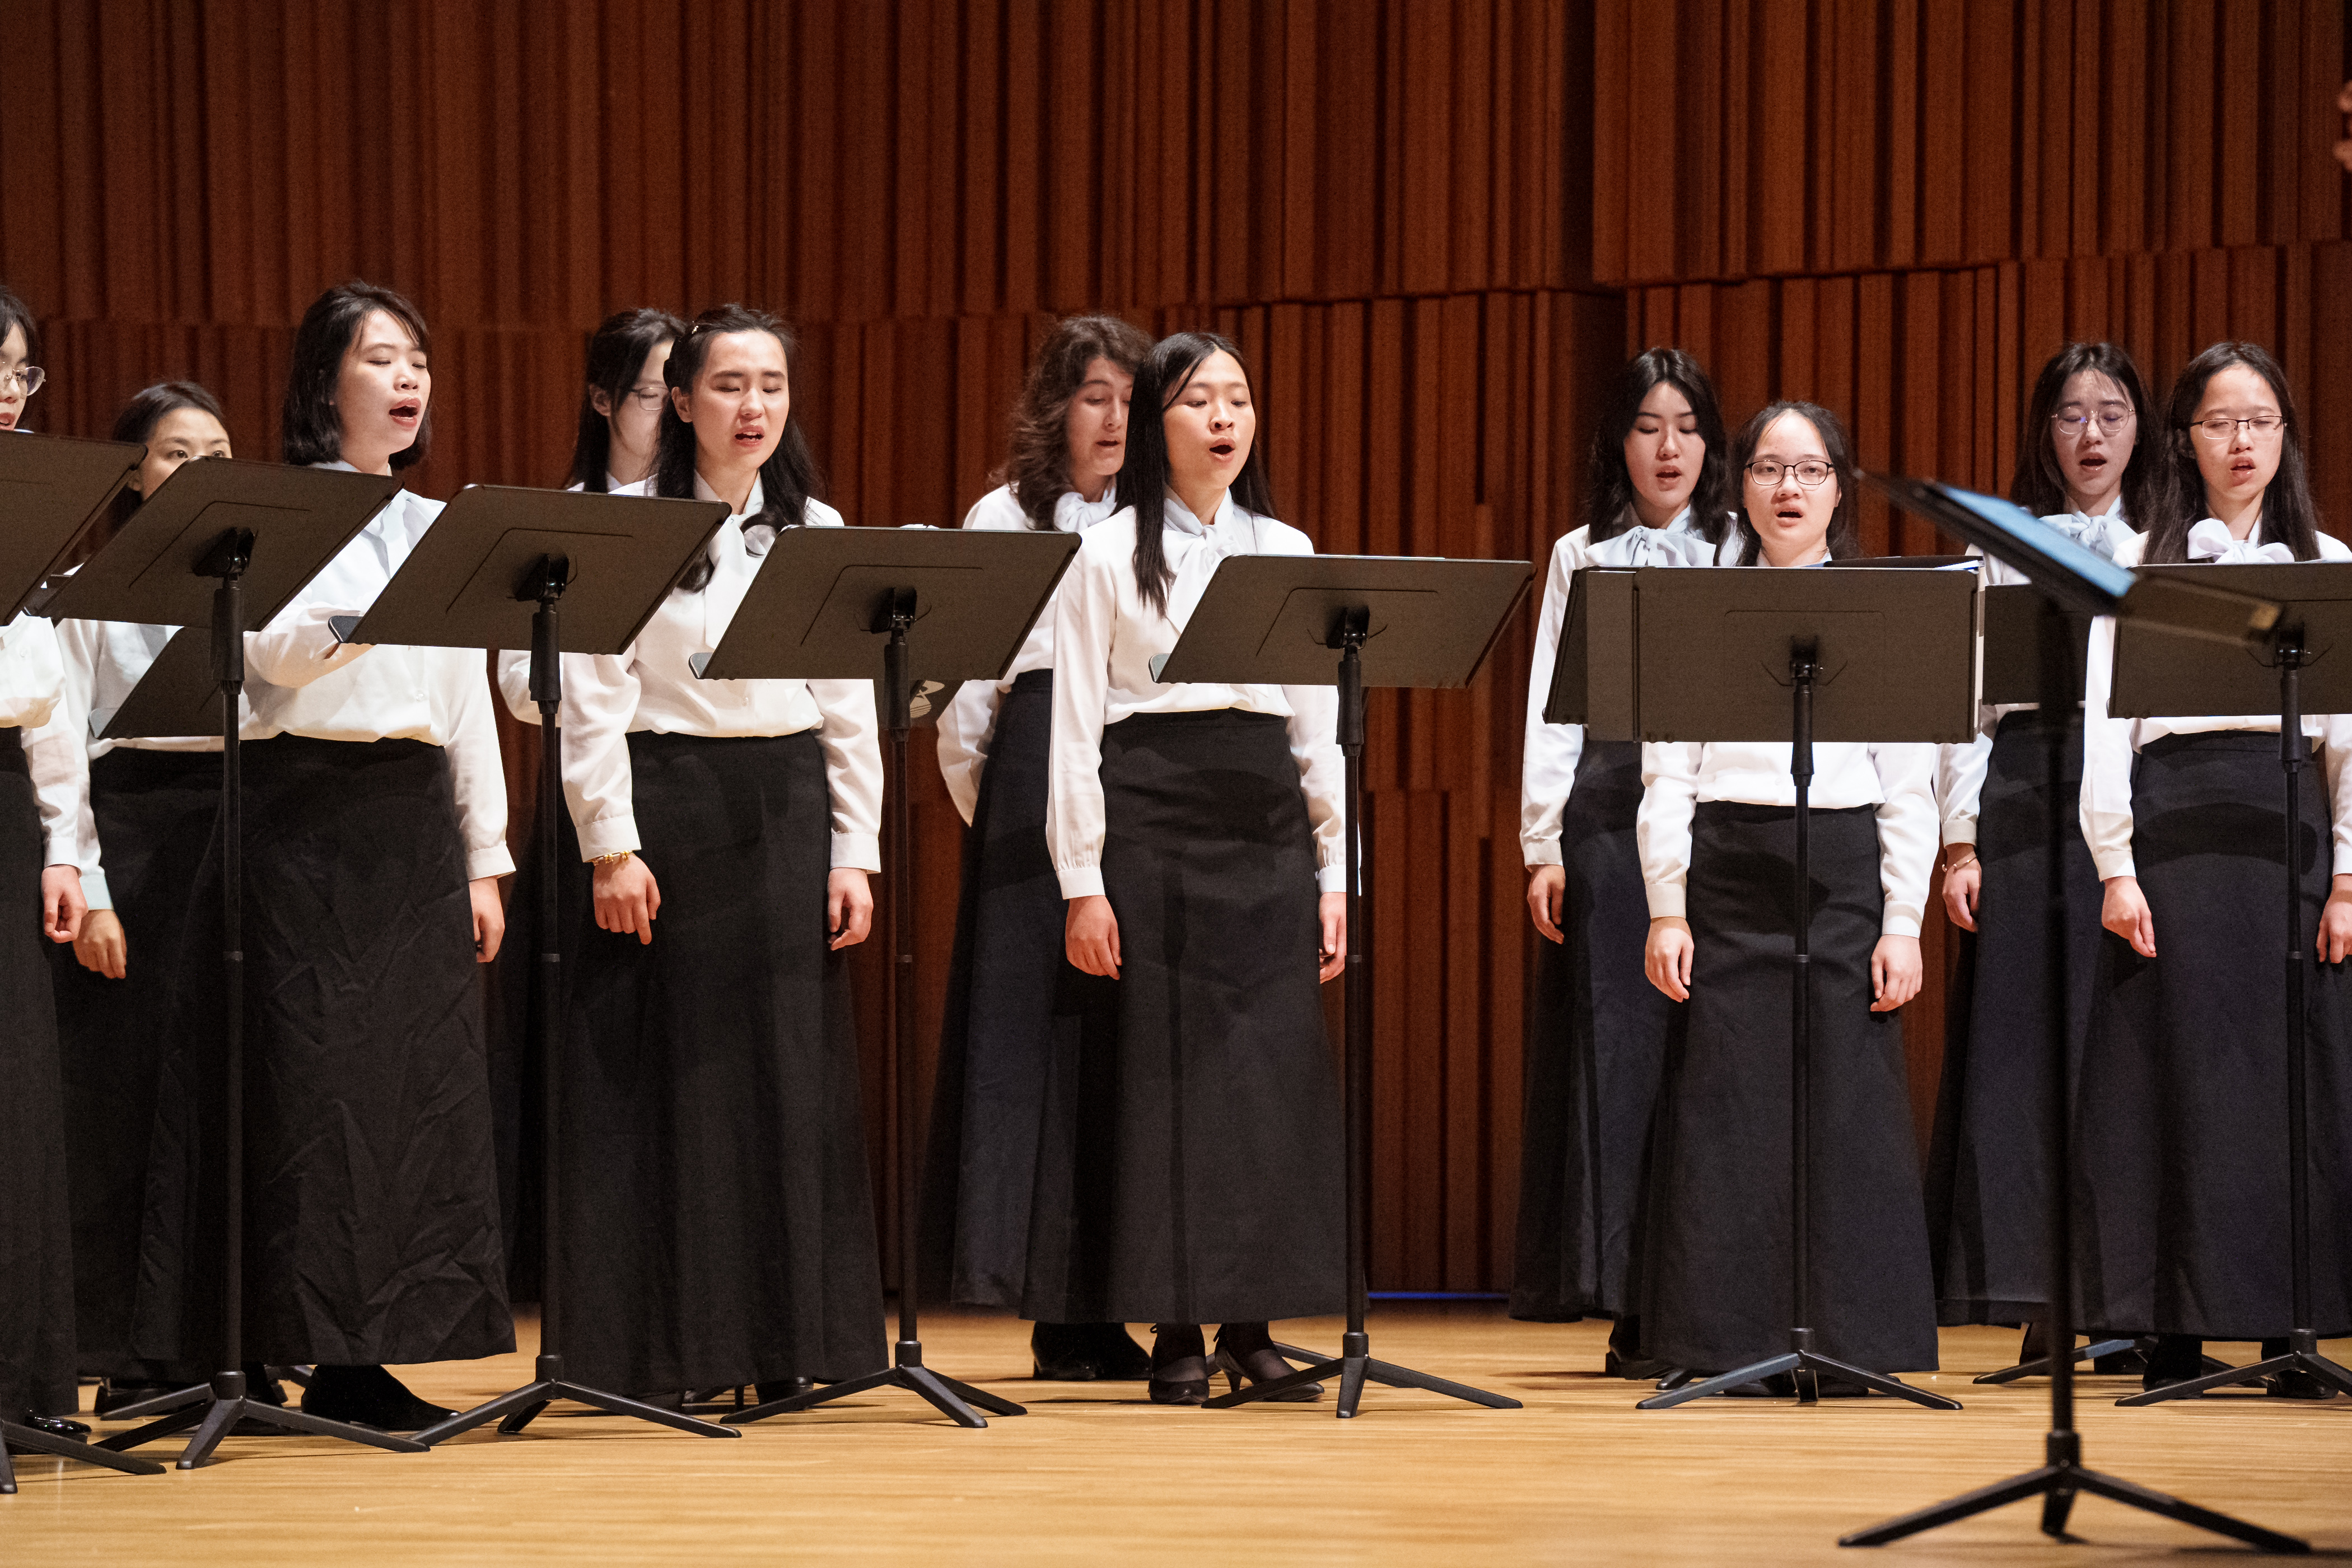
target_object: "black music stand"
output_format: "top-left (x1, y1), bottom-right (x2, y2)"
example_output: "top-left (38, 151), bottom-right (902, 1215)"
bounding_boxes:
top-left (693, 524), bottom-right (1080, 1430)
top-left (1141, 553), bottom-right (1533, 1419)
top-left (2101, 560), bottom-right (2352, 1415)
top-left (0, 434), bottom-right (165, 1493)
top-left (42, 458), bottom-right (417, 1469)
top-left (1841, 477), bottom-right (2300, 1553)
top-left (286, 484), bottom-right (735, 1446)
top-left (1622, 564), bottom-right (1973, 1413)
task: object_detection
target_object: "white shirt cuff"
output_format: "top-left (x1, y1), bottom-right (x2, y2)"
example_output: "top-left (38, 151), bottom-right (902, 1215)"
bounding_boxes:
top-left (1057, 865), bottom-right (1105, 899)
top-left (466, 846), bottom-right (516, 881)
top-left (2092, 849), bottom-right (2136, 881)
top-left (578, 816), bottom-right (642, 861)
top-left (1645, 883), bottom-right (1686, 919)
top-left (1940, 820), bottom-right (1978, 847)
top-left (80, 869), bottom-right (113, 911)
top-left (831, 832), bottom-right (881, 874)
top-left (1317, 862), bottom-right (1348, 894)
top-left (1522, 839), bottom-right (1564, 867)
top-left (1882, 910), bottom-right (1924, 939)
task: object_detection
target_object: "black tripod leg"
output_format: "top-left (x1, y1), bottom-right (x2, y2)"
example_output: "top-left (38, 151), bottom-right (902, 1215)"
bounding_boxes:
top-left (1973, 1337), bottom-right (2138, 1385)
top-left (2113, 1352), bottom-right (2289, 1405)
top-left (1638, 1352), bottom-right (1800, 1410)
top-left (724, 1366), bottom-right (900, 1424)
top-left (496, 1400), bottom-right (553, 1436)
top-left (2039, 1474), bottom-right (2079, 1539)
top-left (1202, 1357), bottom-right (1342, 1409)
top-left (1360, 1359), bottom-right (1524, 1409)
top-left (920, 1373), bottom-right (1026, 1417)
top-left (549, 1383), bottom-right (742, 1436)
top-left (413, 1382), bottom-right (557, 1445)
top-left (1271, 1342), bottom-right (1328, 1365)
top-left (1800, 1354), bottom-right (1962, 1410)
top-left (2069, 1468), bottom-right (2311, 1554)
top-left (0, 1434), bottom-right (12, 1495)
top-left (2302, 1351), bottom-right (2352, 1395)
top-left (98, 1381), bottom-right (213, 1421)
top-left (243, 1404), bottom-right (427, 1454)
top-left (899, 1368), bottom-right (992, 1429)
top-left (0, 1422), bottom-right (165, 1479)
top-left (175, 1398), bottom-right (244, 1469)
top-left (1838, 1466), bottom-right (2060, 1546)
top-left (1336, 1356), bottom-right (1369, 1418)
top-left (96, 1402), bottom-right (212, 1453)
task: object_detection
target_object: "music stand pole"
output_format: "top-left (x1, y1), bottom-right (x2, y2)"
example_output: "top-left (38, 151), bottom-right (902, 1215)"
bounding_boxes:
top-left (416, 560), bottom-right (738, 1445)
top-left (1843, 477), bottom-right (2306, 1550)
top-left (1641, 639), bottom-right (1958, 1414)
top-left (1206, 616), bottom-right (1522, 1417)
top-left (100, 534), bottom-right (426, 1467)
top-left (726, 594), bottom-right (1027, 1429)
top-left (2112, 627), bottom-right (2352, 1412)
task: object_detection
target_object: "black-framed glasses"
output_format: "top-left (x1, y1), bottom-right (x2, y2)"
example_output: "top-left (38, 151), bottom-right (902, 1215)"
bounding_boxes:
top-left (1745, 459), bottom-right (1833, 488)
top-left (2053, 408), bottom-right (2134, 436)
top-left (0, 365), bottom-right (44, 396)
top-left (2188, 414), bottom-right (2284, 440)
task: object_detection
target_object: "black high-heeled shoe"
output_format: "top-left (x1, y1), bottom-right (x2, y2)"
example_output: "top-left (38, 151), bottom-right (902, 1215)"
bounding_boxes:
top-left (1148, 1324), bottom-right (1209, 1406)
top-left (1211, 1322), bottom-right (1320, 1402)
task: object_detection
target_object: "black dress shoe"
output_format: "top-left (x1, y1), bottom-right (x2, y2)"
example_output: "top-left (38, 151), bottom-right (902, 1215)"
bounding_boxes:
top-left (1085, 1323), bottom-right (1152, 1380)
top-left (300, 1365), bottom-right (455, 1432)
top-left (2140, 1334), bottom-right (2205, 1397)
top-left (1604, 1348), bottom-right (1674, 1380)
top-left (1147, 1324), bottom-right (1208, 1406)
top-left (20, 1411), bottom-right (92, 1438)
top-left (1031, 1321), bottom-right (1103, 1381)
top-left (754, 1377), bottom-right (814, 1404)
top-left (1212, 1322), bottom-right (1320, 1402)
top-left (2090, 1347), bottom-right (2147, 1375)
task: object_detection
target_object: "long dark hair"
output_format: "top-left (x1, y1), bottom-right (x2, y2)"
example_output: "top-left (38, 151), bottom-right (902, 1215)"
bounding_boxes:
top-left (570, 307), bottom-right (688, 491)
top-left (2009, 341), bottom-right (2156, 522)
top-left (0, 283), bottom-right (38, 365)
top-left (2140, 341), bottom-right (2322, 564)
top-left (655, 304), bottom-right (824, 592)
top-left (1585, 348), bottom-right (1733, 544)
top-left (999, 314), bottom-right (1154, 528)
top-left (280, 281), bottom-right (433, 470)
top-left (1729, 400), bottom-right (1863, 564)
top-left (1120, 332), bottom-right (1278, 617)
top-left (108, 381), bottom-right (229, 529)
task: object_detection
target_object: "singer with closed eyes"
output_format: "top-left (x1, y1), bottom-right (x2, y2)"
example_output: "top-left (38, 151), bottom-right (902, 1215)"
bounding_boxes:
top-left (542, 304), bottom-right (886, 1406)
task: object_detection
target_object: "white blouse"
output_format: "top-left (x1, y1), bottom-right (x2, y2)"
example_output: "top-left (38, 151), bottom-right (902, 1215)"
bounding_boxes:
top-left (36, 619), bottom-right (259, 909)
top-left (1519, 507), bottom-right (1739, 865)
top-left (1935, 500), bottom-right (2139, 846)
top-left (1046, 493), bottom-right (1345, 899)
top-left (934, 482), bottom-right (1123, 825)
top-left (242, 471), bottom-right (514, 882)
top-left (545, 474), bottom-right (883, 871)
top-left (3, 612), bottom-right (82, 871)
top-left (2080, 522), bottom-right (2352, 881)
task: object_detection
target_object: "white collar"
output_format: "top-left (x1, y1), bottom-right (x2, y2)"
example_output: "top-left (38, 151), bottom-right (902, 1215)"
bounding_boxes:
top-left (693, 471), bottom-right (767, 524)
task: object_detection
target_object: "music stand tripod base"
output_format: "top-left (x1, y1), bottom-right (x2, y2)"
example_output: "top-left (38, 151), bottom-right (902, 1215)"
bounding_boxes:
top-left (2112, 1331), bottom-right (2352, 1407)
top-left (2, 1422), bottom-right (165, 1491)
top-left (722, 1342), bottom-right (1026, 1430)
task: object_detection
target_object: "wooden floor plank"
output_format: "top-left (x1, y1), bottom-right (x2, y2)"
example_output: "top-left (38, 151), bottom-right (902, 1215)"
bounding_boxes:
top-left (10, 1308), bottom-right (2348, 1562)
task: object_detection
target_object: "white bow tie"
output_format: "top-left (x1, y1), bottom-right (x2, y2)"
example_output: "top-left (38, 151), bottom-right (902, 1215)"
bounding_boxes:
top-left (1589, 525), bottom-right (1720, 569)
top-left (2051, 510), bottom-right (2132, 563)
top-left (2186, 518), bottom-right (2294, 564)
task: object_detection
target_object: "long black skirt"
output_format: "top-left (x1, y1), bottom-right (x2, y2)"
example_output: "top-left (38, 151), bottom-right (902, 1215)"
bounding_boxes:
top-left (0, 729), bottom-right (77, 1416)
top-left (1641, 802), bottom-right (1940, 1373)
top-left (132, 736), bottom-right (512, 1367)
top-left (918, 671), bottom-right (1103, 1310)
top-left (1019, 709), bottom-right (1343, 1326)
top-left (556, 730), bottom-right (884, 1392)
top-left (1513, 739), bottom-right (1672, 1323)
top-left (49, 747), bottom-right (220, 1383)
top-left (1925, 710), bottom-right (2103, 1325)
top-left (2076, 732), bottom-right (2352, 1339)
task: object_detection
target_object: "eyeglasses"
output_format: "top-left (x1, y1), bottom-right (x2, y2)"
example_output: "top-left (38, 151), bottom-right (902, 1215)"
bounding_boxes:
top-left (0, 365), bottom-right (44, 396)
top-left (2053, 409), bottom-right (2134, 436)
top-left (1745, 459), bottom-right (1833, 488)
top-left (2188, 414), bottom-right (2285, 441)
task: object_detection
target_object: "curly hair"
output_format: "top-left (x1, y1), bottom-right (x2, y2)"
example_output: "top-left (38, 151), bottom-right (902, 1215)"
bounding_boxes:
top-left (998, 314), bottom-right (1153, 528)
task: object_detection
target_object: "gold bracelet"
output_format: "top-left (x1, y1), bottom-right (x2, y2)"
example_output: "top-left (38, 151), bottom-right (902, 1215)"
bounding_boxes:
top-left (1944, 849), bottom-right (1978, 871)
top-left (592, 851), bottom-right (633, 868)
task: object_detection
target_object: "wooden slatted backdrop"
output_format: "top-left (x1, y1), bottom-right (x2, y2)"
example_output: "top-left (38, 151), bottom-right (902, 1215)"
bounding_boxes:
top-left (3, 0), bottom-right (2346, 1291)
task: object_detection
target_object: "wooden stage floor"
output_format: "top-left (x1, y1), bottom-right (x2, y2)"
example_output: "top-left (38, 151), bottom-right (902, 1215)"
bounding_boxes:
top-left (7, 1306), bottom-right (2348, 1564)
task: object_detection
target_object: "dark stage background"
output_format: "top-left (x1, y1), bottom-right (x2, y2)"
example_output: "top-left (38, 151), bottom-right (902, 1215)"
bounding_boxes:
top-left (4, 0), bottom-right (2346, 1292)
